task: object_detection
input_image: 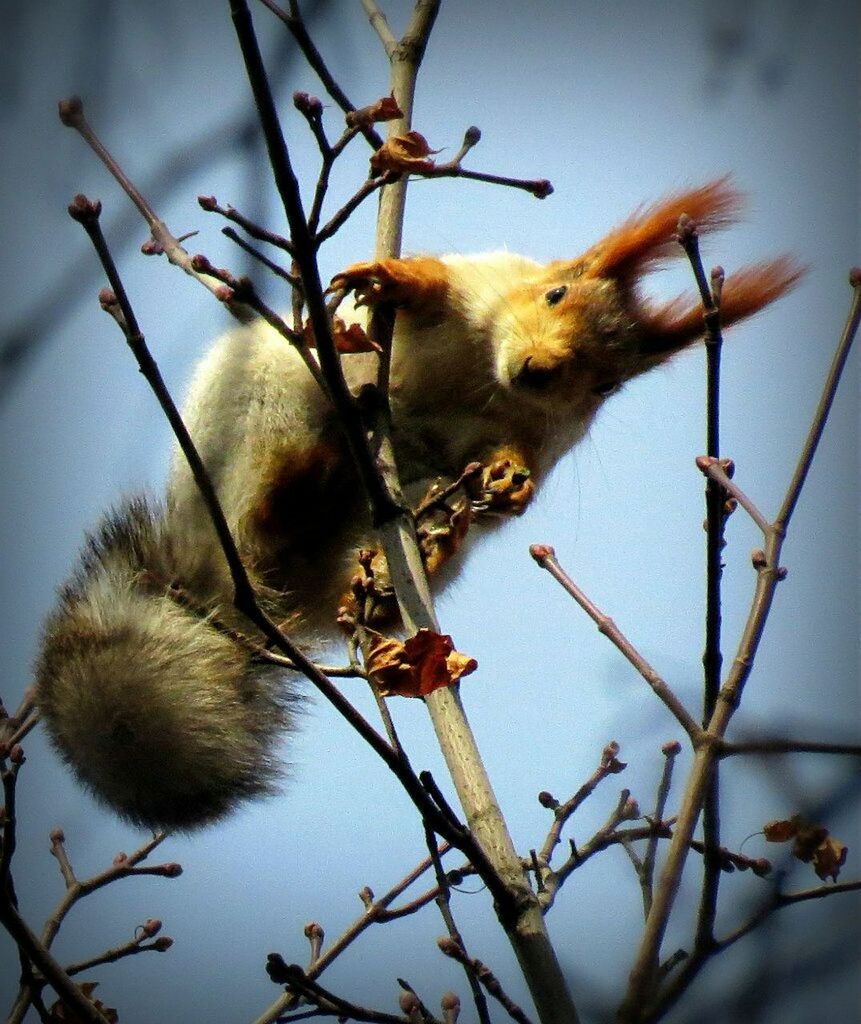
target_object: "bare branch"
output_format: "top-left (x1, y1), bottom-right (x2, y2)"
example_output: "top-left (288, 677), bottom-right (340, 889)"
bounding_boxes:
top-left (438, 937), bottom-right (534, 1024)
top-left (719, 737), bottom-right (861, 757)
top-left (537, 741), bottom-right (628, 867)
top-left (58, 98), bottom-right (252, 318)
top-left (647, 879), bottom-right (861, 1022)
top-left (677, 217), bottom-right (728, 958)
top-left (776, 268), bottom-right (861, 532)
top-left (529, 545), bottom-right (702, 741)
top-left (640, 742), bottom-right (683, 918)
top-left (258, 0), bottom-right (385, 148)
top-left (618, 270), bottom-right (861, 1021)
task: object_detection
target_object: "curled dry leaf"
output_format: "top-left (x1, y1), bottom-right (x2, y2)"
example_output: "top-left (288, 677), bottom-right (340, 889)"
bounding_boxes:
top-left (370, 131), bottom-right (440, 176)
top-left (49, 982), bottom-right (118, 1023)
top-left (812, 835), bottom-right (848, 882)
top-left (367, 628), bottom-right (477, 698)
top-left (303, 317), bottom-right (381, 354)
top-left (763, 815), bottom-right (849, 881)
top-left (346, 94), bottom-right (403, 128)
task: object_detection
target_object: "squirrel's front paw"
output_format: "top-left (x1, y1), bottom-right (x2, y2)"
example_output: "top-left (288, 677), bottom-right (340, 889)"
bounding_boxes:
top-left (476, 456), bottom-right (535, 515)
top-left (329, 260), bottom-right (408, 307)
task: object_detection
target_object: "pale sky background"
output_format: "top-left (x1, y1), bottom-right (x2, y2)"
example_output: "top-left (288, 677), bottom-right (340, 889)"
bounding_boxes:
top-left (0, 2), bottom-right (858, 1022)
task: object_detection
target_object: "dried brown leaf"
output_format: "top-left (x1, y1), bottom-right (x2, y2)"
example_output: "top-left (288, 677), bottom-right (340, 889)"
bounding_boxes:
top-left (368, 629), bottom-right (477, 697)
top-left (763, 818), bottom-right (799, 843)
top-left (347, 94), bottom-right (403, 128)
top-left (813, 835), bottom-right (848, 882)
top-left (49, 982), bottom-right (119, 1023)
top-left (370, 131), bottom-right (439, 176)
top-left (763, 814), bottom-right (848, 881)
top-left (303, 317), bottom-right (381, 354)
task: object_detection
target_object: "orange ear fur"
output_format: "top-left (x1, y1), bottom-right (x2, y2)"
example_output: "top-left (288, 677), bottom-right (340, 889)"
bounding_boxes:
top-left (586, 177), bottom-right (743, 282)
top-left (638, 256), bottom-right (804, 357)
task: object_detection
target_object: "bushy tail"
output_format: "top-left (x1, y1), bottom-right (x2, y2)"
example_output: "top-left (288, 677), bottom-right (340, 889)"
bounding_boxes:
top-left (35, 497), bottom-right (297, 831)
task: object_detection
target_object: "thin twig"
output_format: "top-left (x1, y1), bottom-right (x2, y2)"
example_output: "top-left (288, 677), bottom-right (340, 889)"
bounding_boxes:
top-left (63, 926), bottom-right (172, 977)
top-left (259, 0), bottom-right (385, 149)
top-left (315, 172), bottom-right (398, 246)
top-left (199, 194), bottom-right (294, 253)
top-left (537, 741), bottom-right (628, 866)
top-left (640, 742), bottom-right (682, 919)
top-left (646, 879), bottom-right (861, 1023)
top-left (775, 268), bottom-right (861, 532)
top-left (253, 846), bottom-right (454, 1024)
top-left (719, 737), bottom-right (861, 757)
top-left (438, 938), bottom-right (534, 1024)
top-left (42, 829), bottom-right (173, 950)
top-left (59, 98), bottom-right (253, 319)
top-left (222, 226), bottom-right (299, 286)
top-left (268, 959), bottom-right (411, 1024)
top-left (423, 826), bottom-right (492, 1024)
top-left (529, 545), bottom-right (702, 742)
top-left (543, 791), bottom-right (642, 908)
top-left (407, 162), bottom-right (553, 199)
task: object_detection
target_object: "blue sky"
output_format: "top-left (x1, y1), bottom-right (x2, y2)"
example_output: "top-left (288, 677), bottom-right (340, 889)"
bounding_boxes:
top-left (0, 2), bottom-right (858, 1022)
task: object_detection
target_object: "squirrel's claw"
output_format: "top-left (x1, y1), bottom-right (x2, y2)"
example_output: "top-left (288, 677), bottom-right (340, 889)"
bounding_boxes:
top-left (329, 261), bottom-right (398, 307)
top-left (475, 457), bottom-right (536, 515)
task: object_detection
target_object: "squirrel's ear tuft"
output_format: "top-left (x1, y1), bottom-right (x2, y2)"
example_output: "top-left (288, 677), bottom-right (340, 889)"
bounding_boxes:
top-left (636, 256), bottom-right (805, 362)
top-left (586, 178), bottom-right (743, 283)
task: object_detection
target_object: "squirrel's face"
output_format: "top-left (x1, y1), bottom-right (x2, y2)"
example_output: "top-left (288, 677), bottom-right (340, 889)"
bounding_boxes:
top-left (491, 270), bottom-right (648, 417)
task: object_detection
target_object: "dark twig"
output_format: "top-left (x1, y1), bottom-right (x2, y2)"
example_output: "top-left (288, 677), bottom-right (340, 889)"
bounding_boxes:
top-left (5, 823), bottom-right (172, 1024)
top-left (677, 216), bottom-right (726, 957)
top-left (63, 921), bottom-right (173, 977)
top-left (268, 959), bottom-right (410, 1023)
top-left (719, 737), bottom-right (861, 758)
top-left (438, 937), bottom-right (534, 1024)
top-left (315, 171), bottom-right (399, 246)
top-left (422, 825), bottom-right (491, 1024)
top-left (221, 227), bottom-right (299, 286)
top-left (258, 0), bottom-right (385, 150)
top-left (542, 791), bottom-right (642, 909)
top-left (254, 847), bottom-right (457, 1024)
top-left (537, 741), bottom-right (628, 867)
top-left (230, 0), bottom-right (403, 528)
top-left (199, 194), bottom-right (294, 253)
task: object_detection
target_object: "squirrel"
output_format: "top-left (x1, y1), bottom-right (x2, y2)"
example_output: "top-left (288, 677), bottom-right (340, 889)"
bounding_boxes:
top-left (35, 179), bottom-right (801, 831)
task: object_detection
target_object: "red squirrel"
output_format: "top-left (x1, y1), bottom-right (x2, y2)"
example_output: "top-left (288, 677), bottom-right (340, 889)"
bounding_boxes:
top-left (35, 179), bottom-right (801, 830)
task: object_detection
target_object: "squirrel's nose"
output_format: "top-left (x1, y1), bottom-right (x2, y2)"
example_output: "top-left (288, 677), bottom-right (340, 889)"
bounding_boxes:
top-left (512, 355), bottom-right (564, 390)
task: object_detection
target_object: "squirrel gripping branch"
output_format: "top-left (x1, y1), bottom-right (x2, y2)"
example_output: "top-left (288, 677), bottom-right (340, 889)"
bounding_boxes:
top-left (36, 179), bottom-right (802, 830)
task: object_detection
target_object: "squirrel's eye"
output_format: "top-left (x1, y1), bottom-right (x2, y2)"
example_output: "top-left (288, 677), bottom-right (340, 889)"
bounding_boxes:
top-left (592, 381), bottom-right (620, 397)
top-left (545, 285), bottom-right (567, 307)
